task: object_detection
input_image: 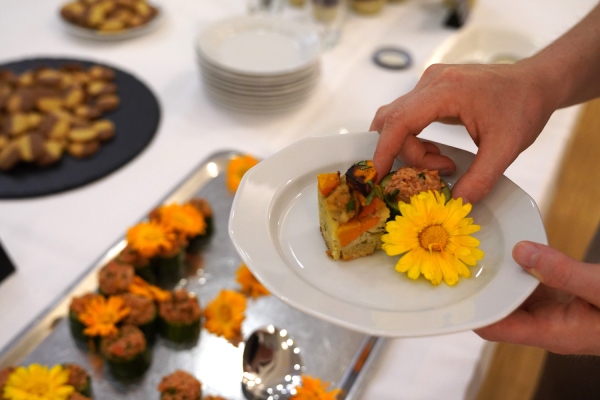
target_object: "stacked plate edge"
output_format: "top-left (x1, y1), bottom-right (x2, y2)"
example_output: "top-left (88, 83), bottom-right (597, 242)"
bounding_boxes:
top-left (196, 15), bottom-right (321, 113)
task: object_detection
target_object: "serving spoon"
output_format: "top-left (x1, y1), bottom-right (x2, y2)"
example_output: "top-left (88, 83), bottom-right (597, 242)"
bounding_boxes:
top-left (242, 325), bottom-right (303, 400)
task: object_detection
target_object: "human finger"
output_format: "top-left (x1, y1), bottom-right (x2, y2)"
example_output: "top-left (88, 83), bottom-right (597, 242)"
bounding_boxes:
top-left (513, 241), bottom-right (600, 308)
top-left (450, 139), bottom-right (517, 204)
top-left (372, 91), bottom-right (454, 181)
top-left (397, 136), bottom-right (456, 174)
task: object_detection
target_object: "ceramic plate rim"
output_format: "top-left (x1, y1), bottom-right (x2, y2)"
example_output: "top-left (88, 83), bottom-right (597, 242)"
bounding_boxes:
top-left (229, 132), bottom-right (545, 337)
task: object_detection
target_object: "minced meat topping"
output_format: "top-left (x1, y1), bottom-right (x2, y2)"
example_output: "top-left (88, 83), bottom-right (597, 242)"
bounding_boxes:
top-left (0, 366), bottom-right (15, 392)
top-left (68, 393), bottom-right (92, 400)
top-left (122, 293), bottom-right (156, 326)
top-left (159, 289), bottom-right (201, 325)
top-left (98, 260), bottom-right (134, 296)
top-left (383, 167), bottom-right (445, 203)
top-left (101, 325), bottom-right (146, 360)
top-left (189, 198), bottom-right (213, 218)
top-left (157, 370), bottom-right (201, 400)
top-left (64, 363), bottom-right (89, 392)
top-left (117, 246), bottom-right (150, 268)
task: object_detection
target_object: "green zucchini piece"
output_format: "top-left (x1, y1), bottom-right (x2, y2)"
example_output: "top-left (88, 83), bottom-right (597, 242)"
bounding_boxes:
top-left (380, 172), bottom-right (401, 220)
top-left (159, 317), bottom-right (201, 343)
top-left (186, 215), bottom-right (214, 253)
top-left (69, 310), bottom-right (88, 342)
top-left (441, 180), bottom-right (451, 203)
top-left (104, 347), bottom-right (152, 379)
top-left (136, 311), bottom-right (158, 343)
top-left (153, 249), bottom-right (185, 286)
top-left (134, 263), bottom-right (157, 285)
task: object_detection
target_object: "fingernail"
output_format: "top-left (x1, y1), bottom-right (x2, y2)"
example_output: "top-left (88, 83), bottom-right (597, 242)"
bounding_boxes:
top-left (439, 169), bottom-right (453, 175)
top-left (513, 242), bottom-right (540, 269)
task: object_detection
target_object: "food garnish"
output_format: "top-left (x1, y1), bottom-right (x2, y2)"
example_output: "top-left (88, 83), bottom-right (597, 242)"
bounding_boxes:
top-left (78, 295), bottom-right (130, 336)
top-left (2, 364), bottom-right (74, 400)
top-left (235, 263), bottom-right (270, 299)
top-left (290, 375), bottom-right (340, 400)
top-left (150, 203), bottom-right (206, 239)
top-left (128, 276), bottom-right (172, 302)
top-left (203, 290), bottom-right (246, 340)
top-left (226, 155), bottom-right (259, 193)
top-left (126, 221), bottom-right (177, 258)
top-left (382, 190), bottom-right (484, 286)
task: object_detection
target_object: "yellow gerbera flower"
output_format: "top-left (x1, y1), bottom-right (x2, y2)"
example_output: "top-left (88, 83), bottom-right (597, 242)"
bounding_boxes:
top-left (79, 296), bottom-right (130, 337)
top-left (290, 375), bottom-right (341, 400)
top-left (203, 290), bottom-right (246, 340)
top-left (235, 263), bottom-right (270, 299)
top-left (128, 276), bottom-right (172, 302)
top-left (126, 221), bottom-right (177, 258)
top-left (227, 155), bottom-right (259, 193)
top-left (152, 203), bottom-right (206, 239)
top-left (3, 364), bottom-right (74, 400)
top-left (382, 190), bottom-right (484, 286)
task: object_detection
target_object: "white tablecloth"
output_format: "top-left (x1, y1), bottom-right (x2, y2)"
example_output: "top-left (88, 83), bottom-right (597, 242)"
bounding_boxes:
top-left (0, 0), bottom-right (597, 398)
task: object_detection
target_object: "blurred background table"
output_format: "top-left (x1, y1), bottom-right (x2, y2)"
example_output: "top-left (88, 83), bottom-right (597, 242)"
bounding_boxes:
top-left (0, 0), bottom-right (598, 398)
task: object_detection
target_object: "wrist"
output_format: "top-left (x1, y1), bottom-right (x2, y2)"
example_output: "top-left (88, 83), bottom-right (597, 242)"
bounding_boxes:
top-left (516, 56), bottom-right (566, 116)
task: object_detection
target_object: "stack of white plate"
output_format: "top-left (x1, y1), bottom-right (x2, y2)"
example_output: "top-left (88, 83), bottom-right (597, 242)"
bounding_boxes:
top-left (196, 15), bottom-right (321, 113)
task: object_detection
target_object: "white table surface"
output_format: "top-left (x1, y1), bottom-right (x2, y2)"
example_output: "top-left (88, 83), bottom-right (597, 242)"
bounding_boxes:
top-left (0, 0), bottom-right (597, 398)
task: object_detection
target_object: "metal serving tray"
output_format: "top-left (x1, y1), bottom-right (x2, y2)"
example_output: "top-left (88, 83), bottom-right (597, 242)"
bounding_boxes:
top-left (0, 151), bottom-right (383, 399)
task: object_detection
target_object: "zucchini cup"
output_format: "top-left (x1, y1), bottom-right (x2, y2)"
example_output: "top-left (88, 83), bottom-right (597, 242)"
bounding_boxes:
top-left (68, 293), bottom-right (101, 345)
top-left (117, 246), bottom-right (156, 284)
top-left (121, 293), bottom-right (158, 341)
top-left (98, 260), bottom-right (134, 296)
top-left (158, 289), bottom-right (201, 343)
top-left (157, 370), bottom-right (202, 400)
top-left (100, 325), bottom-right (152, 379)
top-left (63, 363), bottom-right (92, 397)
top-left (186, 198), bottom-right (214, 252)
top-left (153, 247), bottom-right (185, 287)
top-left (380, 167), bottom-right (451, 220)
top-left (68, 393), bottom-right (93, 400)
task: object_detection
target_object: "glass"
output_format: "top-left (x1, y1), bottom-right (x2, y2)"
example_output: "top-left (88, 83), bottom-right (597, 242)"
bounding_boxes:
top-left (351, 0), bottom-right (384, 15)
top-left (308, 0), bottom-right (347, 49)
top-left (248, 0), bottom-right (284, 14)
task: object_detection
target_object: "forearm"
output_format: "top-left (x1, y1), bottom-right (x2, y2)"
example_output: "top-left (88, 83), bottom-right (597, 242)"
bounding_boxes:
top-left (525, 2), bottom-right (600, 109)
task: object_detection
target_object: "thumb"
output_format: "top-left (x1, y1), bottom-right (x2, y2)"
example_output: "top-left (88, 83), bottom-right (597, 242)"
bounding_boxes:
top-left (513, 241), bottom-right (600, 307)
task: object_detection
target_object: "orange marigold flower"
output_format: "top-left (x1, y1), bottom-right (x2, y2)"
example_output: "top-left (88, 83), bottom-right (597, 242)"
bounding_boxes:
top-left (127, 221), bottom-right (177, 258)
top-left (227, 155), bottom-right (259, 193)
top-left (79, 296), bottom-right (130, 337)
top-left (128, 276), bottom-right (172, 302)
top-left (204, 290), bottom-right (246, 340)
top-left (152, 203), bottom-right (206, 239)
top-left (236, 263), bottom-right (270, 299)
top-left (291, 375), bottom-right (341, 400)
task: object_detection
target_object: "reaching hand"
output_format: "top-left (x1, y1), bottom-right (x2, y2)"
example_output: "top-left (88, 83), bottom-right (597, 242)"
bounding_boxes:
top-left (370, 62), bottom-right (559, 204)
top-left (474, 241), bottom-right (600, 355)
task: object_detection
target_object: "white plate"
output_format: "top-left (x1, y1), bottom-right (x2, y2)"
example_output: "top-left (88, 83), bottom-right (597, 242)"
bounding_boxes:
top-left (202, 73), bottom-right (318, 99)
top-left (422, 24), bottom-right (541, 73)
top-left (59, 5), bottom-right (164, 41)
top-left (229, 132), bottom-right (546, 337)
top-left (196, 15), bottom-right (320, 76)
top-left (197, 56), bottom-right (320, 86)
top-left (201, 70), bottom-right (320, 95)
top-left (205, 85), bottom-right (313, 109)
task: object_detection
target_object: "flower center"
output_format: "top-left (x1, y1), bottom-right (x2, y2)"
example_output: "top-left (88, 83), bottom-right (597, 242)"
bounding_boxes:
top-left (419, 225), bottom-right (448, 252)
top-left (28, 381), bottom-right (50, 395)
top-left (218, 304), bottom-right (232, 321)
top-left (142, 228), bottom-right (164, 243)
